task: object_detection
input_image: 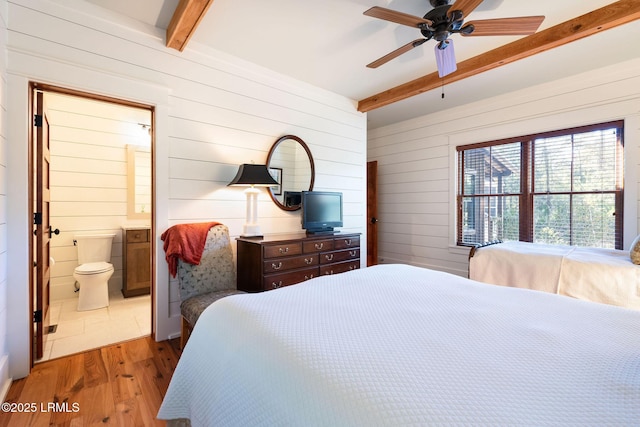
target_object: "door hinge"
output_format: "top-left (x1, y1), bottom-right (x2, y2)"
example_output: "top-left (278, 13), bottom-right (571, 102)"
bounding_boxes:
top-left (34, 212), bottom-right (42, 225)
top-left (34, 114), bottom-right (43, 127)
top-left (33, 310), bottom-right (42, 323)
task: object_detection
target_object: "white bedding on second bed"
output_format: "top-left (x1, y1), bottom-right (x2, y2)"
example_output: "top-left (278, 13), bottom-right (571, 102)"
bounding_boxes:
top-left (158, 264), bottom-right (640, 426)
top-left (470, 241), bottom-right (640, 309)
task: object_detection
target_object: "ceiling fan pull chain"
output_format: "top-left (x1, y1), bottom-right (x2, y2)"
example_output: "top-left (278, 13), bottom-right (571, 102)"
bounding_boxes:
top-left (441, 79), bottom-right (445, 99)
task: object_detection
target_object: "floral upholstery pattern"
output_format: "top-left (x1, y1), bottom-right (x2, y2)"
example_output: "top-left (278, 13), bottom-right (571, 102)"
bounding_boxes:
top-left (177, 224), bottom-right (245, 332)
top-left (177, 224), bottom-right (236, 301)
top-left (180, 289), bottom-right (245, 327)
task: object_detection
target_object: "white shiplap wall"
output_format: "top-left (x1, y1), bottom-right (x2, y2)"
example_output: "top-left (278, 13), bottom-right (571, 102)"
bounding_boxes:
top-left (0, 0), bottom-right (8, 403)
top-left (46, 92), bottom-right (152, 300)
top-left (368, 57), bottom-right (640, 278)
top-left (5, 0), bottom-right (367, 379)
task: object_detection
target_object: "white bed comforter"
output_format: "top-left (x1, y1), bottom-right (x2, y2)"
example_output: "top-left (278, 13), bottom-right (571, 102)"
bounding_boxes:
top-left (158, 264), bottom-right (640, 426)
top-left (470, 241), bottom-right (640, 309)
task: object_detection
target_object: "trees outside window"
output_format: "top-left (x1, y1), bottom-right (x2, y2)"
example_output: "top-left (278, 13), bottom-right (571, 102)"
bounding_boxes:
top-left (457, 121), bottom-right (624, 249)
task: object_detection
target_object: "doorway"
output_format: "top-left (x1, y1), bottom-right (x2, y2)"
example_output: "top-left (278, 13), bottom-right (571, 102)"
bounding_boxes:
top-left (30, 83), bottom-right (155, 363)
top-left (367, 161), bottom-right (378, 266)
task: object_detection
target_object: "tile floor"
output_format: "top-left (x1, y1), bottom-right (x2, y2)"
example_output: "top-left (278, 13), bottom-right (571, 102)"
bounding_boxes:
top-left (39, 291), bottom-right (151, 362)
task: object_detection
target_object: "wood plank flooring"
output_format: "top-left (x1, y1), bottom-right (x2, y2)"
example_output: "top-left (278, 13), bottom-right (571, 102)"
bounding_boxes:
top-left (1, 336), bottom-right (181, 427)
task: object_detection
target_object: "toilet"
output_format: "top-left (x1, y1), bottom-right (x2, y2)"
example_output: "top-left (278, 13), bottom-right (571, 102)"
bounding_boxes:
top-left (73, 234), bottom-right (116, 311)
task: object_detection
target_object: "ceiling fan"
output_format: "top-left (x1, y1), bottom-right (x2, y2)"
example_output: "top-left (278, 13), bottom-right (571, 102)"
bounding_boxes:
top-left (364, 0), bottom-right (544, 77)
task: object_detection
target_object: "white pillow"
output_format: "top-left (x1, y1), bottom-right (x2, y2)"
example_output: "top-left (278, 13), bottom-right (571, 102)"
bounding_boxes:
top-left (630, 235), bottom-right (640, 265)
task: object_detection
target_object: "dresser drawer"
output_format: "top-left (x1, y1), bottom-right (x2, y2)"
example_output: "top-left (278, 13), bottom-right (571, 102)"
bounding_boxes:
top-left (320, 260), bottom-right (360, 276)
top-left (126, 229), bottom-right (149, 243)
top-left (263, 254), bottom-right (319, 273)
top-left (263, 242), bottom-right (303, 259)
top-left (320, 248), bottom-right (360, 264)
top-left (264, 267), bottom-right (319, 290)
top-left (334, 236), bottom-right (359, 250)
top-left (237, 233), bottom-right (361, 293)
top-left (303, 239), bottom-right (334, 253)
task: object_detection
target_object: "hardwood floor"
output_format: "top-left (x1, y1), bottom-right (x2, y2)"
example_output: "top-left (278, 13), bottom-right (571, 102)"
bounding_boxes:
top-left (1, 336), bottom-right (181, 427)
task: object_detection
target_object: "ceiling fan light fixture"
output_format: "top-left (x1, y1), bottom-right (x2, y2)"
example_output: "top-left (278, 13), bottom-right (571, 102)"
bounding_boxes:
top-left (364, 1), bottom-right (544, 78)
top-left (435, 39), bottom-right (457, 77)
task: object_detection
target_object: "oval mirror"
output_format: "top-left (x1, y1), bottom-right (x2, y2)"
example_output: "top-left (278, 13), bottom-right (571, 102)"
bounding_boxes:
top-left (266, 135), bottom-right (315, 211)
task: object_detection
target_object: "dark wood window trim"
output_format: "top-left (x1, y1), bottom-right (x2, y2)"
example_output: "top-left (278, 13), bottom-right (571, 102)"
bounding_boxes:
top-left (457, 121), bottom-right (624, 249)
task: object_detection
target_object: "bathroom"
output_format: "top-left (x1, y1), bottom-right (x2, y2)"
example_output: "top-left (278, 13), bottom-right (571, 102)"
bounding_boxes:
top-left (41, 89), bottom-right (153, 362)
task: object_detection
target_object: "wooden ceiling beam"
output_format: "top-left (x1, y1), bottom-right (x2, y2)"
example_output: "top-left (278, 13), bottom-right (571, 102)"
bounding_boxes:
top-left (166, 0), bottom-right (215, 51)
top-left (357, 0), bottom-right (640, 113)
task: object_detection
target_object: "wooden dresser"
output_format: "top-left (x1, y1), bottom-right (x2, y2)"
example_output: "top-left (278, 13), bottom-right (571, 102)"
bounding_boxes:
top-left (236, 233), bottom-right (361, 292)
top-left (122, 227), bottom-right (151, 298)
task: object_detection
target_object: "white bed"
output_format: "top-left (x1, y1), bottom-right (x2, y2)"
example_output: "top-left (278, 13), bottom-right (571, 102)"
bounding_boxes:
top-left (158, 264), bottom-right (640, 426)
top-left (469, 241), bottom-right (640, 309)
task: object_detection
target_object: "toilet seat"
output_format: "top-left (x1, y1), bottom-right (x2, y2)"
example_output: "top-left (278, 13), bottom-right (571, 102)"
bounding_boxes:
top-left (74, 261), bottom-right (113, 275)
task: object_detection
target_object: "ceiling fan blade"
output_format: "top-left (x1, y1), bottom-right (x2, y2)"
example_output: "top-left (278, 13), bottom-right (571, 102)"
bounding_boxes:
top-left (448, 0), bottom-right (484, 19)
top-left (462, 16), bottom-right (545, 36)
top-left (367, 39), bottom-right (427, 69)
top-left (364, 6), bottom-right (433, 29)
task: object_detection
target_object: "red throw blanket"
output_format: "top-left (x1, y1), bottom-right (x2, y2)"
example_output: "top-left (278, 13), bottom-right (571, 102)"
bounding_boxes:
top-left (161, 222), bottom-right (221, 278)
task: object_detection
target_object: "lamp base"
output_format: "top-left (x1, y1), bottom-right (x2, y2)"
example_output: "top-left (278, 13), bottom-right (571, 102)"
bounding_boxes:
top-left (241, 223), bottom-right (262, 237)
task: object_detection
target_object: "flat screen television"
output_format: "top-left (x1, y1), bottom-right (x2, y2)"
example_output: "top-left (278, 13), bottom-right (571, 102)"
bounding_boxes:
top-left (301, 191), bottom-right (343, 235)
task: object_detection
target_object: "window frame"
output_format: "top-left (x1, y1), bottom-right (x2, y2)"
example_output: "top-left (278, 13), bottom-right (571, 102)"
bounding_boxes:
top-left (456, 120), bottom-right (624, 249)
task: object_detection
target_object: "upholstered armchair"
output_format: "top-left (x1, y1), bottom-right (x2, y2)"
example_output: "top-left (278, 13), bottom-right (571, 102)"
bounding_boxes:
top-left (177, 224), bottom-right (245, 349)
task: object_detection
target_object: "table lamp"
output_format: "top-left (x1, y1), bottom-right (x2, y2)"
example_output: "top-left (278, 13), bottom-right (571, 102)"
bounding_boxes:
top-left (228, 163), bottom-right (279, 237)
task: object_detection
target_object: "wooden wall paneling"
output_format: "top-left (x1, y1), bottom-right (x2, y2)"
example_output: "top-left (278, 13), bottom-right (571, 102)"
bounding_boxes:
top-left (368, 60), bottom-right (640, 276)
top-left (168, 179), bottom-right (225, 201)
top-left (51, 202), bottom-right (125, 218)
top-left (52, 142), bottom-right (124, 163)
top-left (167, 137), bottom-right (255, 165)
top-left (170, 83), bottom-right (363, 140)
top-left (167, 59), bottom-right (360, 126)
top-left (6, 0), bottom-right (366, 355)
top-left (46, 91), bottom-right (151, 300)
top-left (53, 187), bottom-right (127, 203)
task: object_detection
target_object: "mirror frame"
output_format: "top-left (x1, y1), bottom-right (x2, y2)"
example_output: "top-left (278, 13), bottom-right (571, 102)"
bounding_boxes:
top-left (126, 144), bottom-right (151, 220)
top-left (266, 135), bottom-right (315, 211)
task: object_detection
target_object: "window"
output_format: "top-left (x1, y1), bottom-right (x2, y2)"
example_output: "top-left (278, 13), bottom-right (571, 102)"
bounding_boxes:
top-left (457, 121), bottom-right (624, 249)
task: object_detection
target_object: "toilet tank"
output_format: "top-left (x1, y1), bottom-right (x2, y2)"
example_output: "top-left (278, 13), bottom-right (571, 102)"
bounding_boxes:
top-left (75, 234), bottom-right (116, 264)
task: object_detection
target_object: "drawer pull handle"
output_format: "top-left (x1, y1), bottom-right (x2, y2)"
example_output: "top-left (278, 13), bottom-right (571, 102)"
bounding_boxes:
top-left (314, 243), bottom-right (323, 250)
top-left (305, 258), bottom-right (313, 264)
top-left (279, 247), bottom-right (289, 254)
top-left (349, 265), bottom-right (355, 270)
top-left (304, 274), bottom-right (314, 280)
top-left (272, 281), bottom-right (283, 289)
top-left (325, 254), bottom-right (334, 261)
top-left (344, 239), bottom-right (352, 246)
top-left (272, 262), bottom-right (282, 270)
top-left (349, 250), bottom-right (357, 257)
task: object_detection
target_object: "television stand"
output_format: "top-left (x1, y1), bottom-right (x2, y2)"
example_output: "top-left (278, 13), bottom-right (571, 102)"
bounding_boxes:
top-left (305, 229), bottom-right (336, 236)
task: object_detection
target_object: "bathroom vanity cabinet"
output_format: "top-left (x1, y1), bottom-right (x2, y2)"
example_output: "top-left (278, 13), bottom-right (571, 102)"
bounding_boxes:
top-left (122, 227), bottom-right (151, 298)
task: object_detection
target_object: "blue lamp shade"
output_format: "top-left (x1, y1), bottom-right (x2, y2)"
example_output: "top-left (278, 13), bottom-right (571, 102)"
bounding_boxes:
top-left (434, 39), bottom-right (457, 78)
top-left (228, 164), bottom-right (278, 187)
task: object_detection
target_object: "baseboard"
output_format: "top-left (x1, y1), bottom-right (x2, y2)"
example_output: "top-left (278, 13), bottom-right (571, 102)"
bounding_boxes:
top-left (0, 354), bottom-right (11, 403)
